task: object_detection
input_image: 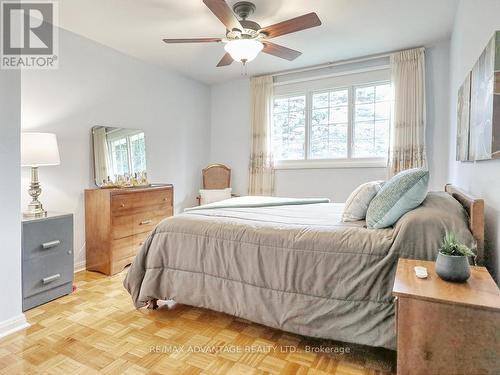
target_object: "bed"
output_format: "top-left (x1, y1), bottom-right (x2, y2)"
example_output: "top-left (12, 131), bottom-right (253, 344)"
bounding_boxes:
top-left (124, 185), bottom-right (483, 350)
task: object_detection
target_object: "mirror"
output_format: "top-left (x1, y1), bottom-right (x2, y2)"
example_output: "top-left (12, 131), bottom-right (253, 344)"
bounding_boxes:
top-left (92, 126), bottom-right (147, 187)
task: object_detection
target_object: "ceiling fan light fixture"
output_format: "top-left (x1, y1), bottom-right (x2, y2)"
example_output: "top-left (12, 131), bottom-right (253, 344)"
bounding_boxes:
top-left (224, 39), bottom-right (263, 63)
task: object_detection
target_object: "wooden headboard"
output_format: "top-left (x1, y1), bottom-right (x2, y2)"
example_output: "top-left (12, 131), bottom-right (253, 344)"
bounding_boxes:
top-left (445, 184), bottom-right (485, 264)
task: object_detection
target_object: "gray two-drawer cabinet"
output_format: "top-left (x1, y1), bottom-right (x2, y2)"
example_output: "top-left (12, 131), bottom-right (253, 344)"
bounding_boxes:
top-left (22, 212), bottom-right (74, 311)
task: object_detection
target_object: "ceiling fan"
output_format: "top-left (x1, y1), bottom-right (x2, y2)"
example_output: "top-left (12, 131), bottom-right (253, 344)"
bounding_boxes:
top-left (163, 0), bottom-right (322, 67)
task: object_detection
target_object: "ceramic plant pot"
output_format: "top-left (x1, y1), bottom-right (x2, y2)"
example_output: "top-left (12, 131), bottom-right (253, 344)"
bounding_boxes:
top-left (435, 252), bottom-right (471, 282)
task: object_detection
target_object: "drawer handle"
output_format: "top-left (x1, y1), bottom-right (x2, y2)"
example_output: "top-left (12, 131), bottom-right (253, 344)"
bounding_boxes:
top-left (120, 203), bottom-right (126, 208)
top-left (42, 240), bottom-right (61, 249)
top-left (42, 274), bottom-right (61, 285)
top-left (140, 219), bottom-right (152, 225)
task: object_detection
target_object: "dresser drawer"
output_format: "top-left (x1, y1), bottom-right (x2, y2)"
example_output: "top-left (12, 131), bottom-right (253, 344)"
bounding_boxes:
top-left (111, 188), bottom-right (172, 215)
top-left (111, 236), bottom-right (134, 261)
top-left (133, 208), bottom-right (171, 235)
top-left (23, 250), bottom-right (73, 298)
top-left (22, 215), bottom-right (73, 261)
top-left (112, 208), bottom-right (171, 239)
top-left (135, 231), bottom-right (150, 248)
top-left (111, 232), bottom-right (150, 261)
top-left (111, 215), bottom-right (134, 239)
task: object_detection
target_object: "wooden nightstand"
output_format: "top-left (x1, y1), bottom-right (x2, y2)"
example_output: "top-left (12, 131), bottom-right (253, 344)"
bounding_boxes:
top-left (392, 259), bottom-right (500, 375)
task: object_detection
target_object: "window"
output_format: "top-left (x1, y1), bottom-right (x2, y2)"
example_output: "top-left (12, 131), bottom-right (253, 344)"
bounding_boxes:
top-left (353, 84), bottom-right (391, 158)
top-left (311, 88), bottom-right (349, 159)
top-left (129, 132), bottom-right (147, 173)
top-left (272, 95), bottom-right (306, 160)
top-left (272, 81), bottom-right (392, 167)
top-left (108, 131), bottom-right (147, 177)
top-left (109, 138), bottom-right (130, 175)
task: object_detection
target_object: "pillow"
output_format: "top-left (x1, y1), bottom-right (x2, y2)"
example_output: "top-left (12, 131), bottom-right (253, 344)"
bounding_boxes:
top-left (199, 188), bottom-right (232, 205)
top-left (366, 168), bottom-right (429, 229)
top-left (342, 181), bottom-right (384, 222)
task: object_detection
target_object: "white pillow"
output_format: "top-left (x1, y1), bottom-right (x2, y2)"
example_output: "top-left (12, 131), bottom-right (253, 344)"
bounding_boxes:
top-left (342, 181), bottom-right (384, 222)
top-left (199, 188), bottom-right (232, 205)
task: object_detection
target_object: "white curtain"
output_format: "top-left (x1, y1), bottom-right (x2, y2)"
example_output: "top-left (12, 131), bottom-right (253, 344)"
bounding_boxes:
top-left (389, 47), bottom-right (427, 176)
top-left (248, 75), bottom-right (275, 196)
top-left (93, 127), bottom-right (111, 184)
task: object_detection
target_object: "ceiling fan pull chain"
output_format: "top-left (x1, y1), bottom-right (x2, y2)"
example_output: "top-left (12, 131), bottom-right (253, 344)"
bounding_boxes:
top-left (240, 59), bottom-right (248, 76)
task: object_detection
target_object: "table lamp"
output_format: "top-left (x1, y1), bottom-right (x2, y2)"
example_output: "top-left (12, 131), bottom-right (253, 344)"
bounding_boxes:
top-left (21, 132), bottom-right (60, 218)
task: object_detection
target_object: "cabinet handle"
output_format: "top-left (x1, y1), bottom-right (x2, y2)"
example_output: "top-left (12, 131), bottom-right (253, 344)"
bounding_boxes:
top-left (42, 274), bottom-right (60, 284)
top-left (42, 240), bottom-right (61, 249)
top-left (140, 219), bottom-right (152, 225)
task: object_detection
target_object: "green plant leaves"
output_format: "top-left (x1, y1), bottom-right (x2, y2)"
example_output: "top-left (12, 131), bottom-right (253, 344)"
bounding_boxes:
top-left (439, 232), bottom-right (476, 257)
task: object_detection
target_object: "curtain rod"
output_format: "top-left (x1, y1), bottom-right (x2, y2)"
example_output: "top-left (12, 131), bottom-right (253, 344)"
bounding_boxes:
top-left (254, 46), bottom-right (424, 79)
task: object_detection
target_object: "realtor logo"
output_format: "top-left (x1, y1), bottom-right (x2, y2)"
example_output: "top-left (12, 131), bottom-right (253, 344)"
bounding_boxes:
top-left (1, 0), bottom-right (58, 69)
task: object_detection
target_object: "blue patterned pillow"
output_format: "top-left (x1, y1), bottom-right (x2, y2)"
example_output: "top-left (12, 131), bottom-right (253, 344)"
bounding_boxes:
top-left (366, 168), bottom-right (429, 229)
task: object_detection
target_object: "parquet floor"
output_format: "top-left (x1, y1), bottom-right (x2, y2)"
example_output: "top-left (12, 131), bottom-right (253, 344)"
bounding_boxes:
top-left (0, 270), bottom-right (395, 375)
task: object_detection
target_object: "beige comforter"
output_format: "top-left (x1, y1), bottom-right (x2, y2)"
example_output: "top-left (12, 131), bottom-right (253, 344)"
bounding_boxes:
top-left (124, 192), bottom-right (475, 349)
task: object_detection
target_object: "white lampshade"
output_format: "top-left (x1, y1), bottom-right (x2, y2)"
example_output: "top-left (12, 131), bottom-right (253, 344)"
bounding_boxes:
top-left (224, 39), bottom-right (263, 63)
top-left (21, 132), bottom-right (60, 167)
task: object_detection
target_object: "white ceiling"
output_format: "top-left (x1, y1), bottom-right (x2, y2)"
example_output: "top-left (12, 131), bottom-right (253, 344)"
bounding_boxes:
top-left (56, 0), bottom-right (458, 84)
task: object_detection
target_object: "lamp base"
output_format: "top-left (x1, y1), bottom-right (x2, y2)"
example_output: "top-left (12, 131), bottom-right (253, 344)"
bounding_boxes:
top-left (23, 202), bottom-right (47, 218)
top-left (24, 166), bottom-right (47, 218)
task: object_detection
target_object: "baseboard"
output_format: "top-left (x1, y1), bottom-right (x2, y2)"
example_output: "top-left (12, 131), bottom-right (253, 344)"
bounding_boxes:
top-left (0, 314), bottom-right (30, 340)
top-left (74, 260), bottom-right (86, 273)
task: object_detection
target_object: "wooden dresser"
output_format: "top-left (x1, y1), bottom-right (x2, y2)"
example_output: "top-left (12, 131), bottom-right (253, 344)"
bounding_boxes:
top-left (85, 185), bottom-right (173, 275)
top-left (393, 258), bottom-right (500, 375)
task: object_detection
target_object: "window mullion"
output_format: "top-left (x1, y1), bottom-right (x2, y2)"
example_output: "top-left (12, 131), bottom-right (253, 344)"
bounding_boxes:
top-left (305, 91), bottom-right (311, 160)
top-left (126, 136), bottom-right (133, 175)
top-left (347, 86), bottom-right (354, 159)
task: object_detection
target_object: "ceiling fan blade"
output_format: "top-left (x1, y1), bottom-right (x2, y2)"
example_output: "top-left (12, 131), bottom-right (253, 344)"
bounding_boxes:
top-left (203, 0), bottom-right (243, 32)
top-left (163, 38), bottom-right (222, 43)
top-left (260, 12), bottom-right (321, 39)
top-left (216, 53), bottom-right (233, 67)
top-left (262, 42), bottom-right (302, 61)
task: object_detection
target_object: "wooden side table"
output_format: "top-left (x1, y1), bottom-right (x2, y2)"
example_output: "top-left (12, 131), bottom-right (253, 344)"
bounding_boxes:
top-left (392, 259), bottom-right (500, 375)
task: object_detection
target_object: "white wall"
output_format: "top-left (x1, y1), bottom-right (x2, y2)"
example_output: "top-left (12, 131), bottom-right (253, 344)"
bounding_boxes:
top-left (274, 168), bottom-right (386, 202)
top-left (210, 78), bottom-right (250, 196)
top-left (21, 27), bottom-right (211, 269)
top-left (448, 0), bottom-right (500, 281)
top-left (210, 40), bottom-right (451, 202)
top-left (0, 70), bottom-right (28, 337)
top-left (426, 39), bottom-right (451, 191)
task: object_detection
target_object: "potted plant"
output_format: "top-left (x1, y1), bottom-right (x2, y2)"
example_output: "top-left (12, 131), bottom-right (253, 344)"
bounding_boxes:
top-left (435, 232), bottom-right (476, 282)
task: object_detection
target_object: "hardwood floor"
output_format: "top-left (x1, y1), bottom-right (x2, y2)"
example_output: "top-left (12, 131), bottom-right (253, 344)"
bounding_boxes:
top-left (0, 270), bottom-right (395, 375)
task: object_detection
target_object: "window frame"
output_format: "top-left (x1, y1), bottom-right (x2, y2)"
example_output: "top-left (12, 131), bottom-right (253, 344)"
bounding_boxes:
top-left (272, 79), bottom-right (391, 170)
